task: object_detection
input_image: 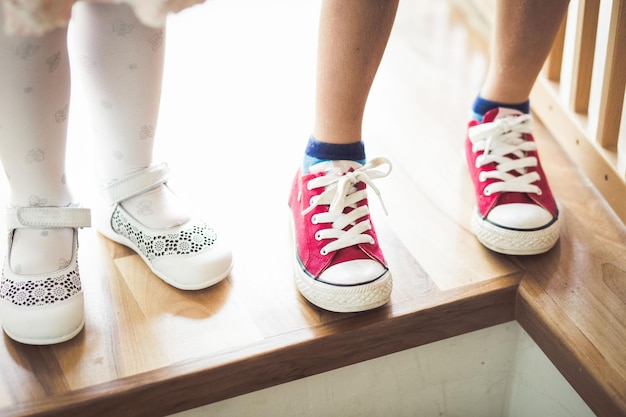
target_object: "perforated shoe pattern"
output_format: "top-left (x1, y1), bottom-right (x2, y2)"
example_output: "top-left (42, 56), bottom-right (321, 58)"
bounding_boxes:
top-left (110, 206), bottom-right (218, 261)
top-left (0, 264), bottom-right (81, 307)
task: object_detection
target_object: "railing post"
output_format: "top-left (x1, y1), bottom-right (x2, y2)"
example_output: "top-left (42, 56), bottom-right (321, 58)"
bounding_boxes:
top-left (588, 0), bottom-right (626, 149)
top-left (572, 0), bottom-right (600, 113)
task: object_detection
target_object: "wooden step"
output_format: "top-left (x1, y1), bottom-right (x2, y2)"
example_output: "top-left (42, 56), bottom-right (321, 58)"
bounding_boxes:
top-left (0, 0), bottom-right (624, 416)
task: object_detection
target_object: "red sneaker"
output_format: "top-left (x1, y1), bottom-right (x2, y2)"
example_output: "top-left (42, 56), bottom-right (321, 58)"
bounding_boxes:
top-left (288, 158), bottom-right (392, 312)
top-left (466, 108), bottom-right (561, 255)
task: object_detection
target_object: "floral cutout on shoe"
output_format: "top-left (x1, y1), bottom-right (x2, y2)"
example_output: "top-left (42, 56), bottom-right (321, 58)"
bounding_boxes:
top-left (110, 207), bottom-right (217, 262)
top-left (1, 265), bottom-right (81, 307)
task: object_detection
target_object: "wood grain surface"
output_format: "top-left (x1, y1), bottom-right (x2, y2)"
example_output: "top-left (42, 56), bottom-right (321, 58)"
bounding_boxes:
top-left (0, 0), bottom-right (624, 416)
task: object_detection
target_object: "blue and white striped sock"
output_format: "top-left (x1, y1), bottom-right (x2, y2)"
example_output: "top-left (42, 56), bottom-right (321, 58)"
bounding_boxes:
top-left (472, 96), bottom-right (530, 122)
top-left (302, 136), bottom-right (366, 173)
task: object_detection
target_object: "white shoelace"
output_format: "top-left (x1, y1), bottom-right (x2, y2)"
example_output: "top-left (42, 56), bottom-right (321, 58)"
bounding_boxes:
top-left (302, 157), bottom-right (391, 256)
top-left (468, 114), bottom-right (542, 196)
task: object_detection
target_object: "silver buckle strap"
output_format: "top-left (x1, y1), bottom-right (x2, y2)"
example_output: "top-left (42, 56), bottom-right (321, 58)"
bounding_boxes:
top-left (101, 163), bottom-right (170, 205)
top-left (7, 206), bottom-right (91, 230)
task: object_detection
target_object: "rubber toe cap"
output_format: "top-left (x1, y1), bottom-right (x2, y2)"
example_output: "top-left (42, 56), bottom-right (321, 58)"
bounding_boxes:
top-left (487, 203), bottom-right (554, 230)
top-left (318, 259), bottom-right (387, 286)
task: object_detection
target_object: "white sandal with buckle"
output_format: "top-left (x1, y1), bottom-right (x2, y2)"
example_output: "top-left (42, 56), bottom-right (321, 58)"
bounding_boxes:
top-left (0, 205), bottom-right (91, 345)
top-left (96, 163), bottom-right (233, 290)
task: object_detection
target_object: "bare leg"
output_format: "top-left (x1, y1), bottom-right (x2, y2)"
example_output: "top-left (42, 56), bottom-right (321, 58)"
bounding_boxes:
top-left (313, 0), bottom-right (399, 144)
top-left (480, 0), bottom-right (569, 103)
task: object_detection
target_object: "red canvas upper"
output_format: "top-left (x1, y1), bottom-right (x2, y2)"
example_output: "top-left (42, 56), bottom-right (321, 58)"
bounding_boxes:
top-left (465, 108), bottom-right (558, 219)
top-left (288, 168), bottom-right (386, 279)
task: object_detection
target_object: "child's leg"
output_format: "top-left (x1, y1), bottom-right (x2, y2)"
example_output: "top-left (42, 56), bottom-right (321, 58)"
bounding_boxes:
top-left (479, 0), bottom-right (569, 105)
top-left (0, 23), bottom-right (74, 274)
top-left (71, 3), bottom-right (187, 229)
top-left (466, 0), bottom-right (569, 255)
top-left (71, 3), bottom-right (232, 290)
top-left (290, 0), bottom-right (399, 313)
top-left (0, 14), bottom-right (87, 345)
top-left (472, 0), bottom-right (569, 117)
top-left (303, 0), bottom-right (399, 171)
top-left (313, 0), bottom-right (398, 144)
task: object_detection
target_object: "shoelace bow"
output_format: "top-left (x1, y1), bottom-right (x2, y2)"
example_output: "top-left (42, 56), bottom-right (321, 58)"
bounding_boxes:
top-left (468, 114), bottom-right (542, 196)
top-left (302, 157), bottom-right (391, 256)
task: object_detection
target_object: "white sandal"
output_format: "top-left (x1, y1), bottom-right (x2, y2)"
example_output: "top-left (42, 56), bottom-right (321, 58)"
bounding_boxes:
top-left (0, 205), bottom-right (90, 345)
top-left (96, 163), bottom-right (233, 290)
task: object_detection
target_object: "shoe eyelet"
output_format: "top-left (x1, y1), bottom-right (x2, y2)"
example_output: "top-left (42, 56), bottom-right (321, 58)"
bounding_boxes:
top-left (320, 248), bottom-right (328, 256)
top-left (536, 190), bottom-right (542, 195)
top-left (483, 189), bottom-right (492, 196)
top-left (315, 232), bottom-right (322, 240)
top-left (479, 172), bottom-right (487, 182)
top-left (311, 215), bottom-right (318, 224)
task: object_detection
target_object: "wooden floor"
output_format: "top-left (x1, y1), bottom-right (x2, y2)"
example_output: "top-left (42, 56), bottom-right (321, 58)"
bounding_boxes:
top-left (0, 0), bottom-right (625, 416)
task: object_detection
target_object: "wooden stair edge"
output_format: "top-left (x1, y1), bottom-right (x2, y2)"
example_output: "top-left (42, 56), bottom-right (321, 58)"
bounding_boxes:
top-left (516, 276), bottom-right (626, 417)
top-left (5, 275), bottom-right (520, 417)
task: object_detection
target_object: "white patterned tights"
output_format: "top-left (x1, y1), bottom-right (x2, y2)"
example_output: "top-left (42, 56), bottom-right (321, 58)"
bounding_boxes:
top-left (0, 4), bottom-right (189, 274)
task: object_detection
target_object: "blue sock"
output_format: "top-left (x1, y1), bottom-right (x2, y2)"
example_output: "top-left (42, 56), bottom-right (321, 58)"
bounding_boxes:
top-left (302, 136), bottom-right (366, 173)
top-left (472, 96), bottom-right (530, 122)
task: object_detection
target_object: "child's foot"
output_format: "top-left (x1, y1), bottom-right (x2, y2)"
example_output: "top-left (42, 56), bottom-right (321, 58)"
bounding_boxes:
top-left (288, 158), bottom-right (392, 312)
top-left (119, 184), bottom-right (191, 230)
top-left (96, 163), bottom-right (233, 290)
top-left (466, 108), bottom-right (561, 255)
top-left (0, 206), bottom-right (90, 345)
top-left (9, 228), bottom-right (74, 274)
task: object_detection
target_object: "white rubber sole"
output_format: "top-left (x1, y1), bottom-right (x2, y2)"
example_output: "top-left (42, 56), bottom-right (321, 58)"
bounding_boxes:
top-left (289, 208), bottom-right (392, 313)
top-left (471, 208), bottom-right (561, 255)
top-left (294, 266), bottom-right (392, 313)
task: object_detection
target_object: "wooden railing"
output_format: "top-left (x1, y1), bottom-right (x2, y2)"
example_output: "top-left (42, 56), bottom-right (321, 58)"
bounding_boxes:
top-left (464, 0), bottom-right (626, 225)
